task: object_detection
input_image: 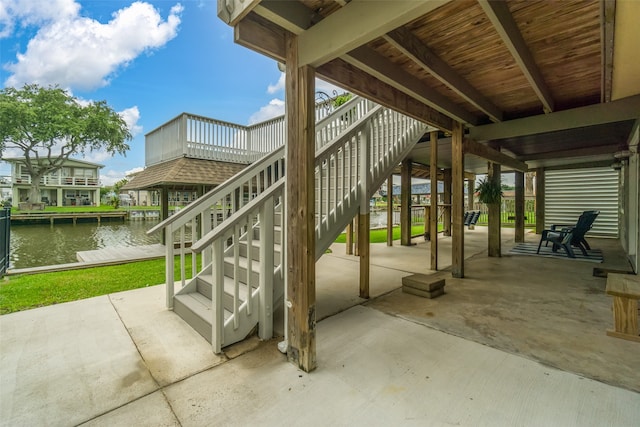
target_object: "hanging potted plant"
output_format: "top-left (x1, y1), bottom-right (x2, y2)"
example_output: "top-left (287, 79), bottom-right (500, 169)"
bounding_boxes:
top-left (475, 177), bottom-right (503, 204)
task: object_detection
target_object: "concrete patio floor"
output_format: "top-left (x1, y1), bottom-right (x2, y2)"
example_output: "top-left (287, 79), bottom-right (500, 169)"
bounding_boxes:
top-left (1, 227), bottom-right (639, 426)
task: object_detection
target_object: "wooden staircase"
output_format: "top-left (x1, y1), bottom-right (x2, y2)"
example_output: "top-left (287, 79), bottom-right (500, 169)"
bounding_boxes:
top-left (149, 96), bottom-right (431, 352)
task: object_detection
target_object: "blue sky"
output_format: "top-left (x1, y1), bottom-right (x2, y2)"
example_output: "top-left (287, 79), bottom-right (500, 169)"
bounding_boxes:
top-left (0, 0), bottom-right (343, 185)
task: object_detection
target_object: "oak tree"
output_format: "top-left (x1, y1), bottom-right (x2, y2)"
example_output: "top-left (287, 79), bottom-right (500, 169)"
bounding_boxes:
top-left (0, 84), bottom-right (132, 202)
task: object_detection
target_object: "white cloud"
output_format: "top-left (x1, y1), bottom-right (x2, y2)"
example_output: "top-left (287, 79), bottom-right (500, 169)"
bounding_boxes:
top-left (82, 149), bottom-right (115, 164)
top-left (0, 0), bottom-right (79, 38)
top-left (316, 78), bottom-right (348, 98)
top-left (3, 1), bottom-right (183, 91)
top-left (100, 169), bottom-right (127, 187)
top-left (125, 166), bottom-right (144, 176)
top-left (119, 106), bottom-right (143, 137)
top-left (267, 72), bottom-right (285, 94)
top-left (250, 76), bottom-right (350, 125)
top-left (248, 98), bottom-right (285, 125)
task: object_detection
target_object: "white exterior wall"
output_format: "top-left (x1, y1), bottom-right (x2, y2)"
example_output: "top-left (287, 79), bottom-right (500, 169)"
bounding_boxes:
top-left (544, 167), bottom-right (619, 237)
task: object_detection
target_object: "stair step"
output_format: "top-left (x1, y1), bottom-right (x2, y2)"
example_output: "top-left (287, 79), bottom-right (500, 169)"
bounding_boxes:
top-left (238, 239), bottom-right (282, 261)
top-left (174, 292), bottom-right (231, 344)
top-left (195, 273), bottom-right (256, 309)
top-left (252, 225), bottom-right (282, 244)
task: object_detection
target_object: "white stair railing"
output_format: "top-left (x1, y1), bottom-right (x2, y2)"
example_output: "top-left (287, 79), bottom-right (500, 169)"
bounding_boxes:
top-left (190, 180), bottom-right (284, 352)
top-left (314, 107), bottom-right (429, 254)
top-left (149, 95), bottom-right (375, 308)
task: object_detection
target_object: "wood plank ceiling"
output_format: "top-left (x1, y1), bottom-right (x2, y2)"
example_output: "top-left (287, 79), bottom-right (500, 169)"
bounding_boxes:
top-left (225, 0), bottom-right (640, 174)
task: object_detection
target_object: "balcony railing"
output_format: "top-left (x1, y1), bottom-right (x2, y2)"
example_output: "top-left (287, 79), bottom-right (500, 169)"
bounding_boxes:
top-left (12, 175), bottom-right (100, 187)
top-left (144, 97), bottom-right (355, 167)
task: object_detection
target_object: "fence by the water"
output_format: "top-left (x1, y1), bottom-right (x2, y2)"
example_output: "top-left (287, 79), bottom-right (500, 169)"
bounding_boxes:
top-left (0, 207), bottom-right (10, 275)
top-left (381, 198), bottom-right (537, 228)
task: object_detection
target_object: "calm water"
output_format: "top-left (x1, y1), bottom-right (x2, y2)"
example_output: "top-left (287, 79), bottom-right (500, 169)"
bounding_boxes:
top-left (9, 220), bottom-right (161, 269)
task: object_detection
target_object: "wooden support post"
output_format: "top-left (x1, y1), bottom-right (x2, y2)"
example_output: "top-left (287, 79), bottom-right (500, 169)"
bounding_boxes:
top-left (387, 176), bottom-right (393, 246)
top-left (443, 168), bottom-right (452, 236)
top-left (515, 171), bottom-right (525, 243)
top-left (430, 130), bottom-right (438, 270)
top-left (354, 216), bottom-right (359, 256)
top-left (467, 176), bottom-right (475, 211)
top-left (346, 221), bottom-right (353, 255)
top-left (358, 120), bottom-right (371, 299)
top-left (359, 212), bottom-right (370, 298)
top-left (451, 123), bottom-right (465, 278)
top-left (400, 158), bottom-right (412, 246)
top-left (535, 168), bottom-right (545, 234)
top-left (487, 159), bottom-right (501, 257)
top-left (285, 34), bottom-right (316, 373)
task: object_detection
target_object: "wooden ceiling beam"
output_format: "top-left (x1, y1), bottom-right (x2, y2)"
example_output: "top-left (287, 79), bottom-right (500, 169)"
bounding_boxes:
top-left (317, 59), bottom-right (453, 132)
top-left (235, 12), bottom-right (287, 62)
top-left (469, 94), bottom-right (640, 141)
top-left (384, 28), bottom-right (503, 123)
top-left (543, 160), bottom-right (616, 171)
top-left (478, 0), bottom-right (555, 113)
top-left (517, 145), bottom-right (618, 161)
top-left (343, 46), bottom-right (479, 126)
top-left (601, 0), bottom-right (616, 103)
top-left (218, 0), bottom-right (261, 26)
top-left (393, 163), bottom-right (475, 180)
top-left (463, 139), bottom-right (528, 172)
top-left (298, 0), bottom-right (449, 67)
top-left (253, 1), bottom-right (313, 34)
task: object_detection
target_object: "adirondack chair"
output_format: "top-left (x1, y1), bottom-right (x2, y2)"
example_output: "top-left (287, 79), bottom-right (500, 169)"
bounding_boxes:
top-left (467, 211), bottom-right (481, 229)
top-left (537, 210), bottom-right (600, 258)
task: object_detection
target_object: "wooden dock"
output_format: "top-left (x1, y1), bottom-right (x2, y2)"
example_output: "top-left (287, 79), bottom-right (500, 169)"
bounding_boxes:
top-left (7, 244), bottom-right (166, 276)
top-left (76, 244), bottom-right (165, 263)
top-left (11, 211), bottom-right (128, 224)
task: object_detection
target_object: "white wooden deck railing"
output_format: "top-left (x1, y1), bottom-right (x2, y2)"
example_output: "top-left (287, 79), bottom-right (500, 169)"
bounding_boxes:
top-left (144, 96), bottom-right (370, 166)
top-left (13, 175), bottom-right (100, 186)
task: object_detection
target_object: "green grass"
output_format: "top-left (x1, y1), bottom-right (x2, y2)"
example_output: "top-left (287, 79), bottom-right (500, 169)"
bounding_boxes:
top-left (334, 225), bottom-right (426, 244)
top-left (0, 255), bottom-right (201, 315)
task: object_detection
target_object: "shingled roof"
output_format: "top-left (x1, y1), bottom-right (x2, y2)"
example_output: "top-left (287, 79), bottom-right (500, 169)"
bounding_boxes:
top-left (122, 157), bottom-right (247, 190)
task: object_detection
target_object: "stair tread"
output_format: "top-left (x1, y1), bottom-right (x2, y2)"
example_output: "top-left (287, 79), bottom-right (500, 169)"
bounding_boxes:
top-left (175, 292), bottom-right (231, 322)
top-left (197, 273), bottom-right (256, 301)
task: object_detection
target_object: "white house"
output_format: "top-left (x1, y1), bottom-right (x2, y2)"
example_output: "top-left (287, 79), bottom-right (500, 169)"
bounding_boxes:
top-left (4, 158), bottom-right (103, 207)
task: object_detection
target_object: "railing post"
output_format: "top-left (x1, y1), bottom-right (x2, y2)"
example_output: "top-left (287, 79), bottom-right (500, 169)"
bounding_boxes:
top-left (212, 238), bottom-right (224, 353)
top-left (165, 224), bottom-right (174, 309)
top-left (259, 196), bottom-right (274, 340)
top-left (181, 114), bottom-right (188, 157)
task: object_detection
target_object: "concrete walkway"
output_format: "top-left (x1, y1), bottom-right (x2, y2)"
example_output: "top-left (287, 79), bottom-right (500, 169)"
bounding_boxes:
top-left (1, 228), bottom-right (639, 426)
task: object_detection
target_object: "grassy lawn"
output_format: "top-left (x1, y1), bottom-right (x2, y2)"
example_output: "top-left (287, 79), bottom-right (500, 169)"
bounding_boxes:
top-left (0, 255), bottom-right (200, 315)
top-left (334, 225), bottom-right (426, 244)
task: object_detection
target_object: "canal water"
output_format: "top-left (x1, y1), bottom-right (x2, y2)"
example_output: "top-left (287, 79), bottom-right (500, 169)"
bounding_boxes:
top-left (9, 220), bottom-right (161, 269)
top-left (8, 210), bottom-right (403, 269)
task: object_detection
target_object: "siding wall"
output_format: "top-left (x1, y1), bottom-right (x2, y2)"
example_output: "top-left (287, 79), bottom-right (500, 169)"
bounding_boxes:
top-left (544, 167), bottom-right (619, 237)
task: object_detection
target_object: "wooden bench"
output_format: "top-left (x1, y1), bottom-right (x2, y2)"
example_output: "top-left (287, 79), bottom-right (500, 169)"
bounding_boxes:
top-left (605, 273), bottom-right (640, 343)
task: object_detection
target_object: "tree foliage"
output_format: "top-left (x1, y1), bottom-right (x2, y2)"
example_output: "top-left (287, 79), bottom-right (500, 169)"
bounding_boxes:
top-left (0, 84), bottom-right (132, 202)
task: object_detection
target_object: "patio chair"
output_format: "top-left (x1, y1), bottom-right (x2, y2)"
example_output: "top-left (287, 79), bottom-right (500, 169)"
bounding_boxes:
top-left (547, 210), bottom-right (599, 251)
top-left (467, 211), bottom-right (480, 228)
top-left (537, 210), bottom-right (599, 258)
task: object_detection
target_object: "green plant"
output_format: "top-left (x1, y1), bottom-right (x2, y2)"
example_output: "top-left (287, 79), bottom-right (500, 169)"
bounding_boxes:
top-left (476, 177), bottom-right (503, 204)
top-left (110, 195), bottom-right (120, 209)
top-left (333, 93), bottom-right (352, 107)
